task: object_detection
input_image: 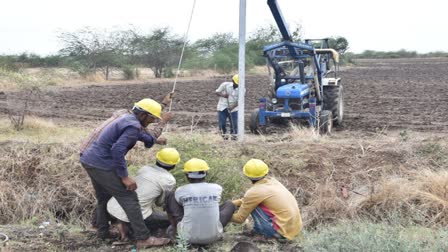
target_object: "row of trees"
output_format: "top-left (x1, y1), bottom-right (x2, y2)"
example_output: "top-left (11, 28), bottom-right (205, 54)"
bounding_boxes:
top-left (1, 25), bottom-right (350, 78)
top-left (353, 49), bottom-right (448, 59)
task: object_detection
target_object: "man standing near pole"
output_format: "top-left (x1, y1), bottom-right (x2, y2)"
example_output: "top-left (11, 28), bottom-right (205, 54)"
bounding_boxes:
top-left (215, 74), bottom-right (239, 140)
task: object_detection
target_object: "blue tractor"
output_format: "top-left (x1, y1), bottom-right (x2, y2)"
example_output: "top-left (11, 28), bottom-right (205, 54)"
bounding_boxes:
top-left (249, 0), bottom-right (343, 134)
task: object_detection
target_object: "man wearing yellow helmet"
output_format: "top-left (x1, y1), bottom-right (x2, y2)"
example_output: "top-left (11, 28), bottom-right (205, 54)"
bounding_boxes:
top-left (79, 92), bottom-right (174, 155)
top-left (231, 159), bottom-right (303, 241)
top-left (215, 74), bottom-right (239, 140)
top-left (80, 93), bottom-right (175, 248)
top-left (164, 158), bottom-right (235, 245)
top-left (106, 148), bottom-right (180, 244)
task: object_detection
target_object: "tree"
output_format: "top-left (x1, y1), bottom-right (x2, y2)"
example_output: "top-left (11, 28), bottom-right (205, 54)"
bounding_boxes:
top-left (193, 33), bottom-right (237, 57)
top-left (328, 36), bottom-right (349, 54)
top-left (58, 27), bottom-right (125, 79)
top-left (134, 28), bottom-right (183, 78)
top-left (247, 23), bottom-right (303, 66)
top-left (210, 44), bottom-right (239, 73)
top-left (188, 33), bottom-right (238, 72)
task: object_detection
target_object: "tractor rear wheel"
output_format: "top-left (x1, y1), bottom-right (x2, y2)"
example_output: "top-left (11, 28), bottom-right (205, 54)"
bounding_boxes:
top-left (319, 110), bottom-right (333, 134)
top-left (249, 109), bottom-right (266, 134)
top-left (323, 85), bottom-right (343, 126)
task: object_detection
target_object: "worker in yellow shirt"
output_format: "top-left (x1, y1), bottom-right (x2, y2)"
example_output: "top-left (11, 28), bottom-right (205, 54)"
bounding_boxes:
top-left (231, 159), bottom-right (303, 240)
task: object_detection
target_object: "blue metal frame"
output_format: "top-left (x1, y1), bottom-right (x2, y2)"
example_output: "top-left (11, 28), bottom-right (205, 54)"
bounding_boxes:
top-left (251, 0), bottom-right (328, 131)
top-left (263, 41), bottom-right (314, 53)
top-left (258, 97), bottom-right (317, 127)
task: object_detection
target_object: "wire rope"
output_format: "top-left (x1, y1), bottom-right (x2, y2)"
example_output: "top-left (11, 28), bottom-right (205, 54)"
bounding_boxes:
top-left (168, 0), bottom-right (197, 112)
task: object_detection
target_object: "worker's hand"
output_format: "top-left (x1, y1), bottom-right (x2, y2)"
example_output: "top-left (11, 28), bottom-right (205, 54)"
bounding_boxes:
top-left (232, 199), bottom-right (243, 207)
top-left (155, 136), bottom-right (167, 145)
top-left (162, 92), bottom-right (175, 106)
top-left (121, 176), bottom-right (137, 191)
top-left (216, 91), bottom-right (228, 98)
top-left (161, 112), bottom-right (174, 123)
top-left (228, 105), bottom-right (237, 111)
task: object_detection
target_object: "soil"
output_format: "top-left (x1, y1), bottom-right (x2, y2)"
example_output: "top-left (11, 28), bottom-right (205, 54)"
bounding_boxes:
top-left (2, 58), bottom-right (448, 133)
top-left (1, 58), bottom-right (447, 251)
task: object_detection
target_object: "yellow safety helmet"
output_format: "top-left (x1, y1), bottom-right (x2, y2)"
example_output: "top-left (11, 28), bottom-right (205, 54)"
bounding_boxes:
top-left (183, 158), bottom-right (210, 173)
top-left (243, 159), bottom-right (269, 179)
top-left (232, 74), bottom-right (239, 85)
top-left (134, 98), bottom-right (162, 119)
top-left (156, 148), bottom-right (180, 166)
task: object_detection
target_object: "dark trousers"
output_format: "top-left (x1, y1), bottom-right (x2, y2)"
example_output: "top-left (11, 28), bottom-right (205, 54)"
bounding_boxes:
top-left (165, 191), bottom-right (235, 227)
top-left (82, 163), bottom-right (150, 240)
top-left (144, 211), bottom-right (171, 233)
top-left (124, 211), bottom-right (171, 240)
top-left (218, 109), bottom-right (238, 135)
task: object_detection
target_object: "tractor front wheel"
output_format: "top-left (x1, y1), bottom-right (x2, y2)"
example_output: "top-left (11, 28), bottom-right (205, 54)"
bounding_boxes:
top-left (249, 109), bottom-right (266, 134)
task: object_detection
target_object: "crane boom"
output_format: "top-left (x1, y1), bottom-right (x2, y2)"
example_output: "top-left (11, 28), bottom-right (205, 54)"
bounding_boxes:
top-left (267, 0), bottom-right (292, 42)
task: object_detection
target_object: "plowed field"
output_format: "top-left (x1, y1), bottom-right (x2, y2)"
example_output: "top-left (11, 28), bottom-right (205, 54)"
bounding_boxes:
top-left (2, 58), bottom-right (448, 132)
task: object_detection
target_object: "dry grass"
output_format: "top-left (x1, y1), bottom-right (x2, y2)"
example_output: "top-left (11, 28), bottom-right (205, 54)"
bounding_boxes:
top-left (240, 128), bottom-right (448, 228)
top-left (356, 169), bottom-right (448, 226)
top-left (0, 117), bottom-right (88, 144)
top-left (0, 67), bottom-right (229, 92)
top-left (0, 117), bottom-right (448, 232)
top-left (0, 142), bottom-right (94, 225)
top-left (0, 68), bottom-right (73, 91)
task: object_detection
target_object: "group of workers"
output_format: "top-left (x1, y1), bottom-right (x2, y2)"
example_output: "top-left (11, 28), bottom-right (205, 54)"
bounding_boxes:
top-left (79, 76), bottom-right (302, 248)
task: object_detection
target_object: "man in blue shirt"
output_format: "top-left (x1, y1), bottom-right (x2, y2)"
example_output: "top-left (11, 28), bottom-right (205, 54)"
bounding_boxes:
top-left (80, 96), bottom-right (173, 248)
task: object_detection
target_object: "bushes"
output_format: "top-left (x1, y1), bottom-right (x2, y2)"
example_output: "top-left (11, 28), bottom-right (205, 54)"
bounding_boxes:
top-left (352, 49), bottom-right (448, 59)
top-left (122, 65), bottom-right (136, 80)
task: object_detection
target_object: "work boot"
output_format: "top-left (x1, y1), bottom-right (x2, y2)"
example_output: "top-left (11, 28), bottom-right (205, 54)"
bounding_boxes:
top-left (136, 236), bottom-right (171, 248)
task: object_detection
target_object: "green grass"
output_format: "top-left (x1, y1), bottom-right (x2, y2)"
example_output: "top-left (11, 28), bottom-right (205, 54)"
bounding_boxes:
top-left (416, 141), bottom-right (447, 168)
top-left (301, 220), bottom-right (448, 252)
top-left (126, 132), bottom-right (248, 201)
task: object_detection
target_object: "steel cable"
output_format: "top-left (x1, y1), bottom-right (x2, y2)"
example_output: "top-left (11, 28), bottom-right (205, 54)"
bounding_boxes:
top-left (168, 0), bottom-right (197, 112)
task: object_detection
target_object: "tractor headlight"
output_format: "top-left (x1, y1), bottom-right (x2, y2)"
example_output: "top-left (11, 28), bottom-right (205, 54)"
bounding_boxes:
top-left (271, 98), bottom-right (278, 104)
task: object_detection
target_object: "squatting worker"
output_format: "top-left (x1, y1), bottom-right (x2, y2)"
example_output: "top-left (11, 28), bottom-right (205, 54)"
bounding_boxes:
top-left (231, 159), bottom-right (302, 241)
top-left (106, 148), bottom-right (181, 241)
top-left (215, 74), bottom-right (239, 140)
top-left (80, 96), bottom-right (173, 248)
top-left (165, 158), bottom-right (235, 245)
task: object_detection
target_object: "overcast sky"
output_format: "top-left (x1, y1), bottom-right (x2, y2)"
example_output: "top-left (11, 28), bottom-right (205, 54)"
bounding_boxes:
top-left (1, 0), bottom-right (447, 55)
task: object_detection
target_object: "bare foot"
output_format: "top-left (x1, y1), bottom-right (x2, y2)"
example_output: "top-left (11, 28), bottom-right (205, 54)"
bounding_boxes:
top-left (136, 236), bottom-right (171, 248)
top-left (116, 221), bottom-right (129, 241)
